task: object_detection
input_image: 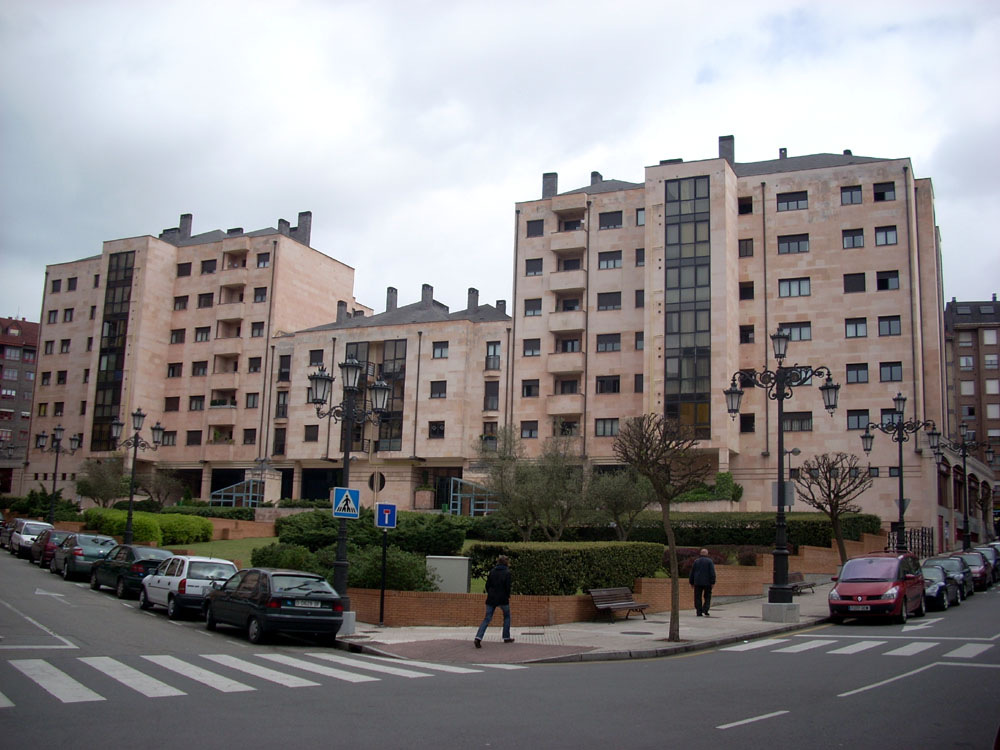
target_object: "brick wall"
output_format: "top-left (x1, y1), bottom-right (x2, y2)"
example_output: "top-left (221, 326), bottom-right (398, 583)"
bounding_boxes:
top-left (209, 518), bottom-right (276, 540)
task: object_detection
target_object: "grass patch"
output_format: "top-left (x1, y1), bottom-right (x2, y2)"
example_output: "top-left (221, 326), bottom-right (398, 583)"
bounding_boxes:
top-left (169, 537), bottom-right (276, 568)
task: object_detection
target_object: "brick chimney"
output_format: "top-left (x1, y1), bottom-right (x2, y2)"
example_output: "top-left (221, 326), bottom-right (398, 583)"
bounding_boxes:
top-left (467, 287), bottom-right (479, 311)
top-left (386, 287), bottom-right (398, 312)
top-left (542, 172), bottom-right (558, 199)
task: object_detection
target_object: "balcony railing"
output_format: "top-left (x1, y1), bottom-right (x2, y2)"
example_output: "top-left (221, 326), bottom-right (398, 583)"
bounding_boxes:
top-left (484, 355), bottom-right (500, 371)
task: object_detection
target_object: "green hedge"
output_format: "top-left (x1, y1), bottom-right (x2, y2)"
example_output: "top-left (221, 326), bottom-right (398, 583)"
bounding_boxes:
top-left (1, 492), bottom-right (82, 522)
top-left (276, 509), bottom-right (466, 556)
top-left (155, 513), bottom-right (213, 544)
top-left (83, 508), bottom-right (162, 545)
top-left (161, 506), bottom-right (256, 521)
top-left (467, 542), bottom-right (663, 596)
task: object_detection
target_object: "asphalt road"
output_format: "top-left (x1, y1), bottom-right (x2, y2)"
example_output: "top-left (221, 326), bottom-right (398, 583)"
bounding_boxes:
top-left (1, 550), bottom-right (998, 749)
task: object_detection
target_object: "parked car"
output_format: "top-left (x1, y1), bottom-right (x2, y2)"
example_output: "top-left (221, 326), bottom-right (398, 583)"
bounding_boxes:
top-left (973, 546), bottom-right (1000, 583)
top-left (90, 544), bottom-right (173, 599)
top-left (922, 564), bottom-right (960, 610)
top-left (140, 556), bottom-right (238, 619)
top-left (828, 551), bottom-right (925, 624)
top-left (50, 533), bottom-right (117, 580)
top-left (0, 520), bottom-right (16, 549)
top-left (951, 550), bottom-right (992, 591)
top-left (9, 519), bottom-right (54, 559)
top-left (204, 568), bottom-right (344, 644)
top-left (925, 556), bottom-right (975, 600)
top-left (29, 529), bottom-right (72, 568)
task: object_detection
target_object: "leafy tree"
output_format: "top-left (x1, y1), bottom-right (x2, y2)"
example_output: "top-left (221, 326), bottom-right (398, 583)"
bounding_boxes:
top-left (586, 468), bottom-right (656, 540)
top-left (527, 432), bottom-right (588, 541)
top-left (138, 467), bottom-right (186, 510)
top-left (476, 425), bottom-right (538, 541)
top-left (75, 457), bottom-right (130, 508)
top-left (792, 452), bottom-right (873, 562)
top-left (613, 415), bottom-right (713, 641)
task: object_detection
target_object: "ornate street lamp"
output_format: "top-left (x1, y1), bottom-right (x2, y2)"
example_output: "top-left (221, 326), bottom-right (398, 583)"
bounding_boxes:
top-left (309, 359), bottom-right (390, 609)
top-left (724, 328), bottom-right (840, 604)
top-left (111, 408), bottom-right (164, 545)
top-left (933, 423), bottom-right (994, 550)
top-left (860, 393), bottom-right (937, 552)
top-left (35, 425), bottom-right (81, 523)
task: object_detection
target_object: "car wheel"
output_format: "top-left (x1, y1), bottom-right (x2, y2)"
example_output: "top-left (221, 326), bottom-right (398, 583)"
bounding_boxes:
top-left (953, 587), bottom-right (961, 606)
top-left (115, 578), bottom-right (129, 600)
top-left (49, 557), bottom-right (58, 574)
top-left (915, 595), bottom-right (926, 618)
top-left (828, 615), bottom-right (844, 625)
top-left (895, 600), bottom-right (908, 625)
top-left (205, 604), bottom-right (217, 631)
top-left (939, 592), bottom-right (948, 610)
top-left (139, 589), bottom-right (153, 610)
top-left (247, 616), bottom-right (267, 644)
top-left (90, 570), bottom-right (101, 590)
top-left (167, 597), bottom-right (180, 620)
top-left (62, 562), bottom-right (73, 581)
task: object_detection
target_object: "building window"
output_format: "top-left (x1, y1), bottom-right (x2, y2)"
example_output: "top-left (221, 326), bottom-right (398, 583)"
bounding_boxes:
top-left (523, 338), bottom-right (540, 357)
top-left (272, 428), bottom-right (285, 455)
top-left (160, 431), bottom-right (176, 447)
top-left (878, 316), bottom-right (901, 336)
top-left (253, 287), bottom-right (267, 303)
top-left (740, 413), bottom-right (755, 433)
top-left (166, 363), bottom-right (181, 378)
top-left (521, 379), bottom-right (539, 398)
top-left (93, 274), bottom-right (100, 288)
top-left (66, 277), bottom-right (77, 291)
top-left (246, 392), bottom-right (259, 409)
top-left (634, 374), bottom-right (643, 393)
top-left (842, 229), bottom-right (864, 249)
top-left (596, 375), bottom-right (620, 394)
top-left (635, 331), bottom-right (644, 350)
top-left (738, 196), bottom-right (753, 215)
top-left (596, 334), bottom-right (621, 352)
top-left (526, 219), bottom-right (544, 238)
top-left (559, 337), bottom-right (581, 353)
top-left (520, 421), bottom-right (538, 439)
top-left (47, 310), bottom-right (57, 324)
top-left (595, 418), bottom-right (619, 437)
top-left (780, 322), bottom-right (811, 341)
top-left (558, 257), bottom-right (581, 272)
top-left (56, 370), bottom-right (67, 385)
top-left (958, 355), bottom-right (973, 370)
top-left (194, 327), bottom-right (210, 342)
top-left (425, 420), bottom-right (446, 439)
top-left (982, 329), bottom-right (998, 346)
top-left (984, 353), bottom-right (998, 369)
top-left (524, 258), bottom-right (542, 277)
top-left (562, 219), bottom-right (582, 231)
top-left (304, 425), bottom-right (319, 443)
top-left (173, 296), bottom-right (188, 311)
top-left (558, 380), bottom-right (578, 395)
top-left (739, 282), bottom-right (754, 300)
top-left (846, 363), bottom-right (869, 384)
top-left (51, 279), bottom-right (61, 293)
top-left (986, 379), bottom-right (1000, 395)
top-left (250, 322), bottom-right (264, 337)
top-left (598, 251), bottom-right (623, 269)
top-left (59, 340), bottom-right (70, 354)
top-left (524, 298), bottom-right (541, 317)
top-left (176, 263), bottom-right (191, 277)
top-left (739, 325), bottom-right (755, 344)
top-left (876, 271), bottom-right (899, 291)
top-left (777, 234), bottom-right (809, 254)
top-left (778, 278), bottom-right (810, 298)
top-left (41, 372), bottom-right (51, 386)
top-left (875, 226), bottom-right (897, 246)
top-left (164, 397), bottom-right (179, 412)
top-left (307, 350), bottom-right (323, 367)
top-left (599, 211), bottom-right (623, 229)
top-left (43, 341), bottom-right (54, 355)
top-left (843, 273), bottom-right (866, 293)
top-left (63, 309), bottom-right (73, 323)
top-left (558, 297), bottom-right (579, 312)
top-left (248, 357), bottom-right (262, 373)
top-left (847, 409), bottom-right (869, 430)
top-left (192, 361), bottom-right (208, 377)
top-left (881, 409), bottom-right (902, 427)
top-left (201, 259), bottom-right (217, 275)
top-left (636, 208), bottom-right (645, 226)
top-left (635, 290), bottom-right (644, 308)
top-left (959, 380), bottom-right (975, 396)
top-left (987, 403), bottom-right (1000, 419)
top-left (738, 239), bottom-right (753, 258)
top-left (257, 252), bottom-right (270, 268)
top-left (782, 411), bottom-right (813, 432)
top-left (484, 381), bottom-right (499, 411)
top-left (961, 405), bottom-right (976, 419)
top-left (37, 403), bottom-right (47, 417)
top-left (89, 305), bottom-right (96, 320)
top-left (186, 430), bottom-right (202, 446)
top-left (431, 341), bottom-right (449, 359)
top-left (197, 293), bottom-right (214, 308)
top-left (189, 395), bottom-right (204, 411)
top-left (243, 428), bottom-right (256, 445)
top-left (776, 191), bottom-right (808, 211)
top-left (274, 390), bottom-right (288, 418)
top-left (597, 292), bottom-right (621, 310)
top-left (874, 182), bottom-right (896, 202)
top-left (880, 361), bottom-right (903, 382)
top-left (841, 185), bottom-right (862, 205)
top-left (845, 318), bottom-right (867, 338)
top-left (636, 248), bottom-right (645, 267)
top-left (485, 341), bottom-right (500, 370)
top-left (430, 381), bottom-right (447, 399)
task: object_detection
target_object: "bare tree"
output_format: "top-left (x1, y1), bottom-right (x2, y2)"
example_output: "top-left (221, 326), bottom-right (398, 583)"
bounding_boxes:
top-left (586, 468), bottom-right (655, 541)
top-left (138, 468), bottom-right (186, 510)
top-left (613, 415), bottom-right (712, 641)
top-left (973, 487), bottom-right (996, 542)
top-left (792, 452), bottom-right (873, 562)
top-left (476, 425), bottom-right (538, 541)
top-left (529, 433), bottom-right (588, 541)
top-left (75, 456), bottom-right (130, 508)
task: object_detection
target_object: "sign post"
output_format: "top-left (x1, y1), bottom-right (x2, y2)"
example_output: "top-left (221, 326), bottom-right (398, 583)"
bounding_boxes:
top-left (375, 503), bottom-right (397, 626)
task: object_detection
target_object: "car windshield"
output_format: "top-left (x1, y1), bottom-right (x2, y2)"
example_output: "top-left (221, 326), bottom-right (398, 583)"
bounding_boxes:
top-left (78, 536), bottom-right (116, 548)
top-left (975, 548), bottom-right (997, 561)
top-left (24, 524), bottom-right (51, 535)
top-left (49, 531), bottom-right (71, 543)
top-left (271, 575), bottom-right (334, 594)
top-left (840, 558), bottom-right (899, 581)
top-left (189, 562), bottom-right (238, 580)
top-left (921, 567), bottom-right (945, 582)
top-left (957, 554), bottom-right (983, 566)
top-left (136, 548), bottom-right (173, 561)
top-left (927, 559), bottom-right (961, 572)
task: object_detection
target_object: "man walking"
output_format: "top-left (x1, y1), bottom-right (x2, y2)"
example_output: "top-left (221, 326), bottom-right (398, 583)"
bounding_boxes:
top-left (689, 548), bottom-right (716, 617)
top-left (475, 555), bottom-right (513, 647)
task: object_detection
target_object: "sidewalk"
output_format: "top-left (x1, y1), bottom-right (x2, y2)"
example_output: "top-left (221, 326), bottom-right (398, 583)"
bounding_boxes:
top-left (335, 582), bottom-right (835, 664)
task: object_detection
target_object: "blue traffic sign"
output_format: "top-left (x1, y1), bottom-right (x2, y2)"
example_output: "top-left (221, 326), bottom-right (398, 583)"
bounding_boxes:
top-left (375, 502), bottom-right (397, 529)
top-left (332, 487), bottom-right (360, 518)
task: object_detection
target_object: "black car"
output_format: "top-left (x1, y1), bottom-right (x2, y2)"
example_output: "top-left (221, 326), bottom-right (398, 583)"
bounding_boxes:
top-left (90, 544), bottom-right (173, 599)
top-left (204, 568), bottom-right (344, 644)
top-left (925, 556), bottom-right (975, 600)
top-left (973, 546), bottom-right (1000, 583)
top-left (922, 564), bottom-right (960, 610)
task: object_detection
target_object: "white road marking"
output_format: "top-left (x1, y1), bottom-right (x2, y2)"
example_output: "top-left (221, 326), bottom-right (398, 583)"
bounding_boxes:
top-left (10, 659), bottom-right (105, 703)
top-left (0, 690), bottom-right (13, 708)
top-left (360, 654), bottom-right (483, 674)
top-left (306, 652), bottom-right (432, 678)
top-left (201, 654), bottom-right (320, 687)
top-left (473, 663), bottom-right (528, 670)
top-left (720, 639), bottom-right (790, 652)
top-left (827, 640), bottom-right (887, 655)
top-left (941, 643), bottom-right (992, 659)
top-left (79, 656), bottom-right (186, 697)
top-left (901, 617), bottom-right (943, 633)
top-left (717, 710), bottom-right (789, 730)
top-left (838, 663), bottom-right (937, 697)
top-left (0, 600), bottom-right (77, 650)
top-left (256, 653), bottom-right (379, 683)
top-left (141, 655), bottom-right (255, 692)
top-left (772, 639), bottom-right (839, 653)
top-left (882, 642), bottom-right (939, 656)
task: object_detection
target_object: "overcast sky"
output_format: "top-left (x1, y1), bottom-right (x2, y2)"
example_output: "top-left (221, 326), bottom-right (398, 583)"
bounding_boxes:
top-left (2, 0), bottom-right (998, 323)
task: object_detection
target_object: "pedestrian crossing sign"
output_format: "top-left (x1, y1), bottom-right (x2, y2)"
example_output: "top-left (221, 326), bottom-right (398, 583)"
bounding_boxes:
top-left (332, 487), bottom-right (360, 518)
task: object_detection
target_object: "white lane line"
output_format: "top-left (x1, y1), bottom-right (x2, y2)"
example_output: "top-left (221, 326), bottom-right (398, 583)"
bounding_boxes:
top-left (359, 654), bottom-right (483, 674)
top-left (256, 653), bottom-right (379, 683)
top-left (717, 710), bottom-right (789, 730)
top-left (827, 640), bottom-right (887, 655)
top-left (720, 639), bottom-right (790, 652)
top-left (474, 663), bottom-right (528, 670)
top-left (772, 639), bottom-right (839, 654)
top-left (79, 657), bottom-right (186, 698)
top-left (839, 661), bottom-right (1000, 698)
top-left (0, 690), bottom-right (13, 708)
top-left (883, 642), bottom-right (939, 657)
top-left (141, 655), bottom-right (255, 692)
top-left (941, 643), bottom-right (992, 659)
top-left (305, 652), bottom-right (432, 678)
top-left (9, 659), bottom-right (105, 703)
top-left (201, 655), bottom-right (320, 687)
top-left (0, 600), bottom-right (77, 650)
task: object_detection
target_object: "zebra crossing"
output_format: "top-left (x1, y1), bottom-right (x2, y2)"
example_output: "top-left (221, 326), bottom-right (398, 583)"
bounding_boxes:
top-left (0, 650), bottom-right (524, 708)
top-left (720, 637), bottom-right (994, 659)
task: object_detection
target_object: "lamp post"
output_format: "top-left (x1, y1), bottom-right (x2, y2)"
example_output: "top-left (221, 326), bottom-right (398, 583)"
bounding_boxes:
top-left (724, 328), bottom-right (840, 604)
top-left (35, 425), bottom-right (81, 524)
top-left (309, 358), bottom-right (391, 607)
top-left (859, 393), bottom-right (937, 552)
top-left (110, 409), bottom-right (164, 545)
top-left (933, 423), bottom-right (995, 550)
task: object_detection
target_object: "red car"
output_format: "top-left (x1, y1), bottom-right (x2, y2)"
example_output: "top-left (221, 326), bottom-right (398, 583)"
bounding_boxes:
top-left (829, 551), bottom-right (925, 624)
top-left (951, 551), bottom-right (992, 591)
top-left (29, 529), bottom-right (72, 568)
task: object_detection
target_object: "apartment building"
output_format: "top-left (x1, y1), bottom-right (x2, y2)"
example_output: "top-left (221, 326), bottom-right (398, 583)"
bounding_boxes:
top-left (511, 135), bottom-right (993, 547)
top-left (1, 317), bottom-right (39, 493)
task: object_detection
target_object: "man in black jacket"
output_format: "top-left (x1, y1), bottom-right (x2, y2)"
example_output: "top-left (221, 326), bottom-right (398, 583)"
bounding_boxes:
top-left (689, 549), bottom-right (717, 617)
top-left (474, 555), bottom-right (513, 647)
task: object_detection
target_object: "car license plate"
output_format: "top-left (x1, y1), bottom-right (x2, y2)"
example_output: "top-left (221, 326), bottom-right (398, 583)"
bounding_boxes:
top-left (294, 600), bottom-right (321, 608)
top-left (848, 605), bottom-right (871, 612)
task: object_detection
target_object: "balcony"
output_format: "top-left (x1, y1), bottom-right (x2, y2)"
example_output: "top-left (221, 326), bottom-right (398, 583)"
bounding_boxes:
top-left (548, 310), bottom-right (586, 333)
top-left (546, 393), bottom-right (584, 416)
top-left (551, 192), bottom-right (588, 215)
top-left (484, 355), bottom-right (501, 372)
top-left (548, 269), bottom-right (586, 293)
top-left (210, 371), bottom-right (239, 389)
top-left (546, 351), bottom-right (585, 374)
top-left (216, 301), bottom-right (246, 322)
top-left (550, 230), bottom-right (587, 254)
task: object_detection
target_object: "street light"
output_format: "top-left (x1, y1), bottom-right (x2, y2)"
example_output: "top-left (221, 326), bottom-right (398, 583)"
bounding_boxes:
top-left (859, 393), bottom-right (937, 552)
top-left (35, 425), bottom-right (81, 523)
top-left (111, 408), bottom-right (164, 545)
top-left (933, 423), bottom-right (995, 550)
top-left (724, 328), bottom-right (840, 604)
top-left (309, 358), bottom-right (391, 607)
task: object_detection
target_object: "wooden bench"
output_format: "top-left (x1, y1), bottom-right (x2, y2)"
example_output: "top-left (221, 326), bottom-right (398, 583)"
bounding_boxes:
top-left (588, 587), bottom-right (649, 621)
top-left (788, 572), bottom-right (816, 595)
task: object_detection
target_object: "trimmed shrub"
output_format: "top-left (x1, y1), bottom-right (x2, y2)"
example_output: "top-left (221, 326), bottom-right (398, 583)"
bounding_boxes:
top-left (112, 498), bottom-right (161, 513)
top-left (278, 509), bottom-right (466, 556)
top-left (250, 543), bottom-right (323, 575)
top-left (346, 544), bottom-right (439, 592)
top-left (161, 506), bottom-right (256, 521)
top-left (1, 491), bottom-right (82, 521)
top-left (82, 508), bottom-right (162, 545)
top-left (155, 513), bottom-right (212, 545)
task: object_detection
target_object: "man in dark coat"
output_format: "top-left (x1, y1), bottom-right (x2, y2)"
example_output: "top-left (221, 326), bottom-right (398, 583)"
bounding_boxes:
top-left (474, 555), bottom-right (513, 647)
top-left (689, 548), bottom-right (717, 617)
